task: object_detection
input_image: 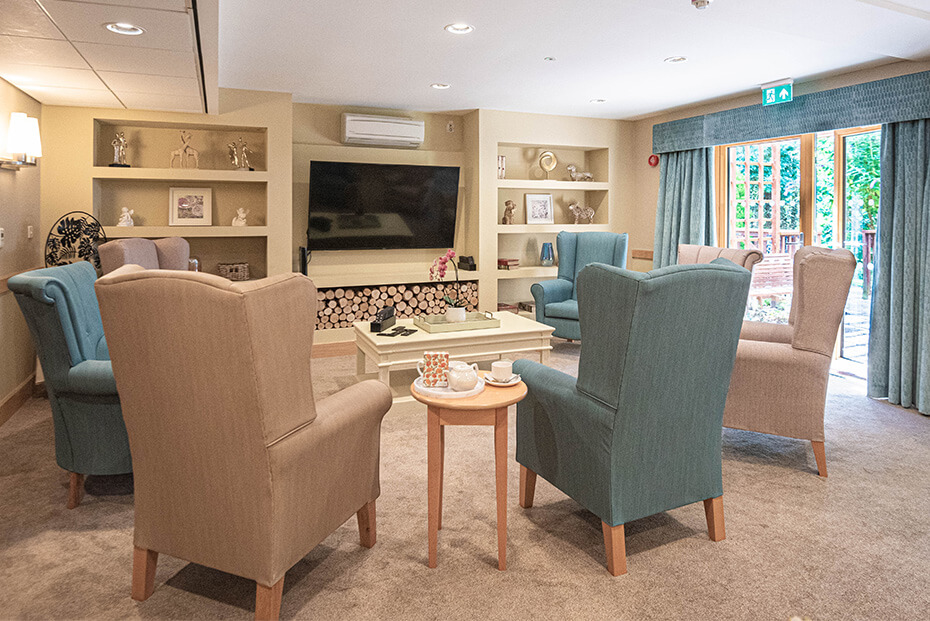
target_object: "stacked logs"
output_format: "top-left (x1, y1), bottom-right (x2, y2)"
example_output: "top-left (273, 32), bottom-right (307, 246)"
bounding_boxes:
top-left (314, 281), bottom-right (479, 330)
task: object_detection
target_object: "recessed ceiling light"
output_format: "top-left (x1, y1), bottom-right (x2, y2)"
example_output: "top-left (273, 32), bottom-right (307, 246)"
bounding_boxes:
top-left (544, 56), bottom-right (557, 62)
top-left (589, 99), bottom-right (607, 104)
top-left (444, 23), bottom-right (474, 34)
top-left (664, 56), bottom-right (688, 64)
top-left (430, 83), bottom-right (451, 90)
top-left (105, 22), bottom-right (145, 36)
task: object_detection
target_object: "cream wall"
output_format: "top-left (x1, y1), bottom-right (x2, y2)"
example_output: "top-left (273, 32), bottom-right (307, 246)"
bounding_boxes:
top-left (0, 78), bottom-right (42, 424)
top-left (627, 59), bottom-right (930, 272)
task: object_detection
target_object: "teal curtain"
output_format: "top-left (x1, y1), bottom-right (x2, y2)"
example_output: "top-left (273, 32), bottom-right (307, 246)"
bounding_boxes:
top-left (653, 147), bottom-right (715, 268)
top-left (868, 120), bottom-right (930, 416)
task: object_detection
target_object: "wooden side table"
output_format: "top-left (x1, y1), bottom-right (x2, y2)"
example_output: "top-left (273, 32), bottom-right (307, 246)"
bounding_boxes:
top-left (410, 371), bottom-right (527, 570)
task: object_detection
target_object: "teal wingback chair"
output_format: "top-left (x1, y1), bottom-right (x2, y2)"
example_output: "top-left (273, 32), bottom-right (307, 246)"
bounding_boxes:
top-left (8, 261), bottom-right (131, 508)
top-left (531, 231), bottom-right (628, 341)
top-left (513, 259), bottom-right (751, 575)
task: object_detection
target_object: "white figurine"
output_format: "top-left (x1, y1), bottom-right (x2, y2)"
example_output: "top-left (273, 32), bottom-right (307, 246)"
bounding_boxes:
top-left (232, 208), bottom-right (249, 227)
top-left (169, 130), bottom-right (199, 168)
top-left (117, 207), bottom-right (135, 227)
top-left (568, 202), bottom-right (595, 224)
top-left (567, 164), bottom-right (594, 182)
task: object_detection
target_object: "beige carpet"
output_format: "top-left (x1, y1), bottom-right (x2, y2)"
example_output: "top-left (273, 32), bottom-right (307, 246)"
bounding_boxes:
top-left (1, 341), bottom-right (928, 620)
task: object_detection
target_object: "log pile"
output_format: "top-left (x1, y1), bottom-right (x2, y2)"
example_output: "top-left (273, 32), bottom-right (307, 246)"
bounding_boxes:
top-left (314, 281), bottom-right (479, 330)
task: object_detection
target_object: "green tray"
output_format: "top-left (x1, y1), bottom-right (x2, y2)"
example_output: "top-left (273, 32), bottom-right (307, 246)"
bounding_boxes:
top-left (413, 312), bottom-right (501, 333)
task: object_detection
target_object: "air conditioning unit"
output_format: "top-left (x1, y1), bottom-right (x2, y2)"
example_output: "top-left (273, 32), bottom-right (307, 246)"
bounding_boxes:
top-left (342, 113), bottom-right (425, 148)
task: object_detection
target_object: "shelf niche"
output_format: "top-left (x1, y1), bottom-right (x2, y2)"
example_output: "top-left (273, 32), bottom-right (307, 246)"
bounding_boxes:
top-left (497, 144), bottom-right (608, 184)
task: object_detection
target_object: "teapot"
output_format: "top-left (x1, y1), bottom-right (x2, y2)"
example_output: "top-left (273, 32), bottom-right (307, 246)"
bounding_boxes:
top-left (447, 360), bottom-right (480, 392)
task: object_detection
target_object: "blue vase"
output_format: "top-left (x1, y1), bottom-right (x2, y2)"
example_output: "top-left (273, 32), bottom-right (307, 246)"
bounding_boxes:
top-left (540, 242), bottom-right (554, 267)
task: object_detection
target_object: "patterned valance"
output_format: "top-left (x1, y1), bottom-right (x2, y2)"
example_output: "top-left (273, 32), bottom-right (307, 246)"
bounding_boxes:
top-left (652, 70), bottom-right (930, 154)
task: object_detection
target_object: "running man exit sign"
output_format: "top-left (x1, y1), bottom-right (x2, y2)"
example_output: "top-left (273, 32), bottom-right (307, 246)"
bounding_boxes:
top-left (762, 79), bottom-right (793, 106)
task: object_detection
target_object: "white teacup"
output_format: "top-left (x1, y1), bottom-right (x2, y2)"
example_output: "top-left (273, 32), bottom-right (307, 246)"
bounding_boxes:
top-left (491, 360), bottom-right (513, 382)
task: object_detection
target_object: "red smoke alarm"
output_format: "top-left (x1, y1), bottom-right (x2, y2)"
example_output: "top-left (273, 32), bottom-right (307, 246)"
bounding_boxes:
top-left (648, 154), bottom-right (659, 167)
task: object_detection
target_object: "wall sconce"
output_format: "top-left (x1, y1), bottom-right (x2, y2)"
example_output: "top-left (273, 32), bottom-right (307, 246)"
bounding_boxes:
top-left (1, 112), bottom-right (43, 171)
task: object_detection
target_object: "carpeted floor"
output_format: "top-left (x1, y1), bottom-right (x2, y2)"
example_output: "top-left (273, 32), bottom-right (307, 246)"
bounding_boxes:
top-left (1, 341), bottom-right (928, 620)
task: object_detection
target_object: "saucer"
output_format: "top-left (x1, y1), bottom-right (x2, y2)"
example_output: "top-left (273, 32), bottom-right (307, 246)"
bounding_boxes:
top-left (484, 374), bottom-right (521, 387)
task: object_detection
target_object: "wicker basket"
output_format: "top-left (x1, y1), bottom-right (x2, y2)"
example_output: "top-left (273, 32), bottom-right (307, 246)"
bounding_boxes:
top-left (218, 262), bottom-right (250, 281)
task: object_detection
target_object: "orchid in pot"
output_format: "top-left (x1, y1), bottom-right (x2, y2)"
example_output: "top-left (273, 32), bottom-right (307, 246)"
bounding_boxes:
top-left (429, 249), bottom-right (467, 322)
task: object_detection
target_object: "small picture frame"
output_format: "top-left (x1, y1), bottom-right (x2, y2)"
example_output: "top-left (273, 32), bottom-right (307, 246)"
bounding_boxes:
top-left (169, 187), bottom-right (212, 226)
top-left (525, 193), bottom-right (554, 224)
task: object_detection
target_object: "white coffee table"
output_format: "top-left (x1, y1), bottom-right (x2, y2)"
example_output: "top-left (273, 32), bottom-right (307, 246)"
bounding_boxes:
top-left (354, 312), bottom-right (554, 398)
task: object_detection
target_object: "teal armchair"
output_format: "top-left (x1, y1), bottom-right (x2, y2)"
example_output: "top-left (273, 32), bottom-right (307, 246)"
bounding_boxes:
top-left (531, 231), bottom-right (628, 340)
top-left (514, 259), bottom-right (751, 575)
top-left (8, 261), bottom-right (131, 508)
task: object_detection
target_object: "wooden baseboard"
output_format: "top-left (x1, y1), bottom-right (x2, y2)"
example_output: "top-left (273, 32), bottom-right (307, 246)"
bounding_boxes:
top-left (0, 373), bottom-right (36, 428)
top-left (311, 341), bottom-right (356, 358)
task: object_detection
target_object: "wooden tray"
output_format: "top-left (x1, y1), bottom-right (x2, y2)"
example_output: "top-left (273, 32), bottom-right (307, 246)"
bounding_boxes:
top-left (414, 312), bottom-right (501, 333)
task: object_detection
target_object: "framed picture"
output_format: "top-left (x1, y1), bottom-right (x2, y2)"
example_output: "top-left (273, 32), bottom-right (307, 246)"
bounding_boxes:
top-left (169, 187), bottom-right (212, 226)
top-left (525, 193), bottom-right (554, 224)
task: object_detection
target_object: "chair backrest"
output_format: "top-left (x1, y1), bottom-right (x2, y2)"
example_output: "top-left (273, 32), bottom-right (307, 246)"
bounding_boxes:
top-left (575, 260), bottom-right (751, 507)
top-left (786, 246), bottom-right (857, 355)
top-left (677, 244), bottom-right (763, 271)
top-left (95, 267), bottom-right (319, 569)
top-left (8, 262), bottom-right (107, 389)
top-left (98, 237), bottom-right (191, 274)
top-left (556, 231), bottom-right (628, 299)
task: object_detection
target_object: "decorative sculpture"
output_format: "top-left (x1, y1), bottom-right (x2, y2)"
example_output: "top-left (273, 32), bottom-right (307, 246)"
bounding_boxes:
top-left (110, 132), bottom-right (128, 167)
top-left (538, 151), bottom-right (558, 180)
top-left (169, 130), bottom-right (199, 169)
top-left (502, 200), bottom-right (516, 225)
top-left (44, 211), bottom-right (107, 271)
top-left (228, 137), bottom-right (254, 171)
top-left (567, 165), bottom-right (594, 182)
top-left (117, 207), bottom-right (135, 227)
top-left (232, 208), bottom-right (249, 227)
top-left (568, 202), bottom-right (595, 224)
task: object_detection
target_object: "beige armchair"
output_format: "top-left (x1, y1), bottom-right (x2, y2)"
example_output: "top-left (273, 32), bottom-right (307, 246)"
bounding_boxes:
top-left (98, 237), bottom-right (191, 274)
top-left (723, 246), bottom-right (856, 476)
top-left (95, 266), bottom-right (392, 620)
top-left (677, 243), bottom-right (764, 271)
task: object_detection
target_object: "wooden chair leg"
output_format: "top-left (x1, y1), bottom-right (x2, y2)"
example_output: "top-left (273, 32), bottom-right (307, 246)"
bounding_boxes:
top-left (255, 578), bottom-right (284, 621)
top-left (811, 440), bottom-right (827, 477)
top-left (703, 496), bottom-right (726, 542)
top-left (131, 546), bottom-right (158, 601)
top-left (519, 465), bottom-right (537, 508)
top-left (67, 472), bottom-right (85, 509)
top-left (601, 522), bottom-right (627, 576)
top-left (357, 499), bottom-right (376, 548)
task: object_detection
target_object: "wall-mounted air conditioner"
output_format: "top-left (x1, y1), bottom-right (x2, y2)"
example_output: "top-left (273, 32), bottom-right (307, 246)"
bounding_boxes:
top-left (342, 113), bottom-right (425, 148)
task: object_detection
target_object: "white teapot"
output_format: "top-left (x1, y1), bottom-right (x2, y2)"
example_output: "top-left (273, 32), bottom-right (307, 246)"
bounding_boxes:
top-left (447, 360), bottom-right (479, 392)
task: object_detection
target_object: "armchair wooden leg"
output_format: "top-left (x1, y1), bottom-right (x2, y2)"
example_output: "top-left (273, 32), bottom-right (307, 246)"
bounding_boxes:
top-left (255, 578), bottom-right (284, 621)
top-left (519, 465), bottom-right (537, 508)
top-left (67, 472), bottom-right (85, 509)
top-left (131, 546), bottom-right (158, 601)
top-left (703, 496), bottom-right (726, 542)
top-left (811, 441), bottom-right (827, 477)
top-left (601, 522), bottom-right (627, 576)
top-left (357, 500), bottom-right (377, 548)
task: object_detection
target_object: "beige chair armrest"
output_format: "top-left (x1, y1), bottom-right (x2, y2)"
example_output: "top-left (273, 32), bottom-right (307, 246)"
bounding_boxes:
top-left (740, 320), bottom-right (793, 344)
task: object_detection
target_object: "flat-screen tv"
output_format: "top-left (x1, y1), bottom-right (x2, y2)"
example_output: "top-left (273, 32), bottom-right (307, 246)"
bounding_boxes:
top-left (307, 161), bottom-right (460, 251)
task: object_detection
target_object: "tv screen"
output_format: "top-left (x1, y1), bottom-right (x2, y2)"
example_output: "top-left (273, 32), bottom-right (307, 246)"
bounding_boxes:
top-left (308, 161), bottom-right (460, 251)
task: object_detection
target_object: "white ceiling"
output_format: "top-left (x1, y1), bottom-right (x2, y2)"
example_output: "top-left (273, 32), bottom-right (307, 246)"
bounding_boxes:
top-left (0, 0), bottom-right (203, 111)
top-left (219, 0), bottom-right (930, 120)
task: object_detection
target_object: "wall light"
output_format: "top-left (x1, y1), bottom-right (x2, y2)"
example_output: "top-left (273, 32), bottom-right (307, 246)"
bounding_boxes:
top-left (1, 112), bottom-right (43, 171)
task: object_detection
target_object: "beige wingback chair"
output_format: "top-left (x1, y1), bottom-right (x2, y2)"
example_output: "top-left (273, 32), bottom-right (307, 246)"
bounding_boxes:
top-left (678, 244), bottom-right (764, 271)
top-left (95, 266), bottom-right (392, 620)
top-left (723, 246), bottom-right (856, 477)
top-left (98, 237), bottom-right (191, 274)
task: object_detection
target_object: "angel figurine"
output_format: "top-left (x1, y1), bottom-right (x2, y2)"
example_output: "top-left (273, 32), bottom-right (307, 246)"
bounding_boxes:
top-left (117, 207), bottom-right (134, 227)
top-left (232, 208), bottom-right (249, 227)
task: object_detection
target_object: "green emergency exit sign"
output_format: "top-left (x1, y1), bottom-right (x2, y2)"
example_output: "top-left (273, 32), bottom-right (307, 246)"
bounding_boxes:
top-left (763, 82), bottom-right (793, 106)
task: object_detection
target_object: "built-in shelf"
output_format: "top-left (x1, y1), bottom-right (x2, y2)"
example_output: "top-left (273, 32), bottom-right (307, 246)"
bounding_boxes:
top-left (308, 268), bottom-right (478, 290)
top-left (92, 167), bottom-right (268, 182)
top-left (104, 226), bottom-right (268, 238)
top-left (498, 224), bottom-right (611, 234)
top-left (496, 179), bottom-right (609, 191)
top-left (496, 266), bottom-right (558, 279)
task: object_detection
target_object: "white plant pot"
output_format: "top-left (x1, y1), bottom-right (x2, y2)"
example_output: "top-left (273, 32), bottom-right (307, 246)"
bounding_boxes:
top-left (445, 307), bottom-right (467, 323)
